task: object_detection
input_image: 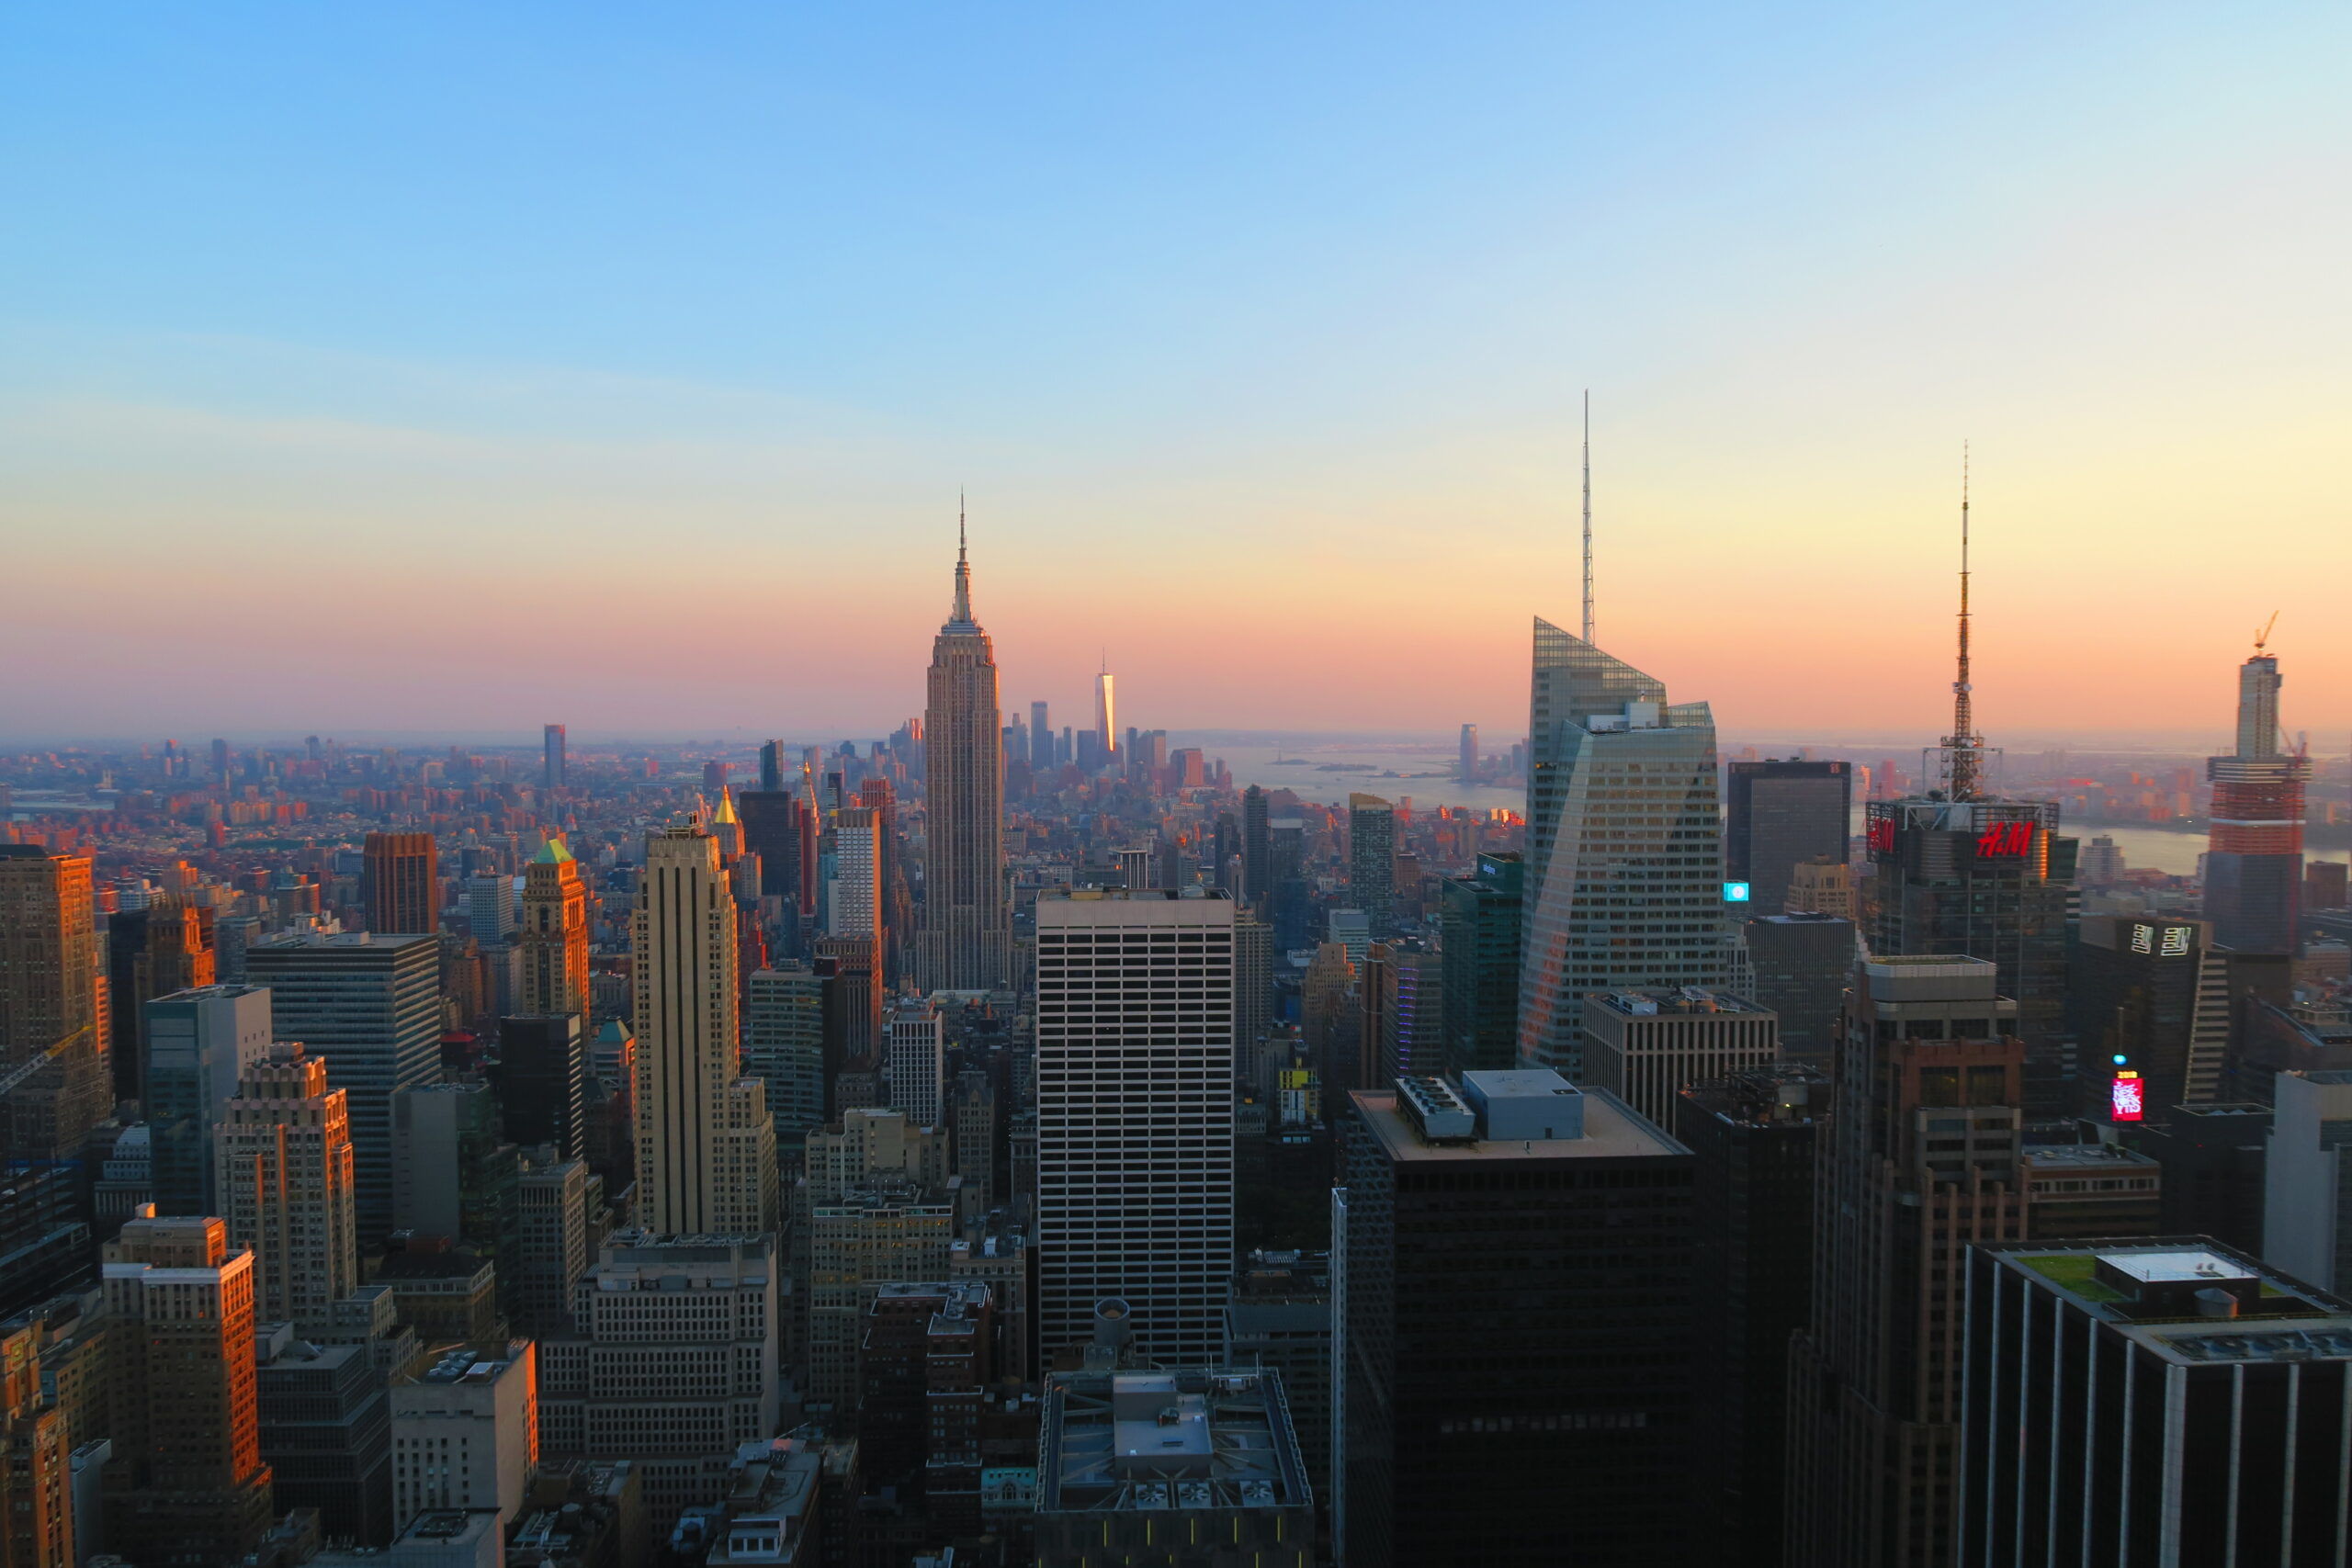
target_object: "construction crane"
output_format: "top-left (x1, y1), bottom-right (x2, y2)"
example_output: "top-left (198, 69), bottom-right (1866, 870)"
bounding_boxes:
top-left (2255, 611), bottom-right (2279, 653)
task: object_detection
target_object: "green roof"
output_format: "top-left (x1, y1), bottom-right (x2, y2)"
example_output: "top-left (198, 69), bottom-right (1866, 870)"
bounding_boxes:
top-left (533, 837), bottom-right (575, 865)
top-left (2016, 1253), bottom-right (2126, 1303)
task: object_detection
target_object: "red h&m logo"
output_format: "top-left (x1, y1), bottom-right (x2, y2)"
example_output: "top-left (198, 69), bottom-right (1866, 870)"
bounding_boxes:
top-left (1974, 820), bottom-right (2033, 858)
top-left (1867, 817), bottom-right (1897, 855)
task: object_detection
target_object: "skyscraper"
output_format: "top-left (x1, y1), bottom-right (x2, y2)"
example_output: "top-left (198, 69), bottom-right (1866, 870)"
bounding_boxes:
top-left (1093, 656), bottom-right (1116, 768)
top-left (1438, 851), bottom-right (1523, 1075)
top-left (143, 983), bottom-right (273, 1216)
top-left (516, 837), bottom-right (589, 1020)
top-left (1034, 890), bottom-right (1235, 1365)
top-left (632, 823), bottom-right (779, 1236)
top-left (1348, 793), bottom-right (1396, 936)
top-left (1863, 492), bottom-right (2074, 1114)
top-left (918, 521), bottom-right (1012, 993)
top-left (1457, 722), bottom-right (1478, 780)
top-left (1030, 700), bottom-right (1052, 773)
top-left (1241, 784), bottom-right (1270, 908)
top-left (828, 807), bottom-right (882, 941)
top-left (542, 723), bottom-right (566, 789)
top-left (744, 964), bottom-right (826, 1154)
top-left (758, 739), bottom-right (787, 793)
top-left (1517, 621), bottom-right (1728, 1078)
top-left (362, 831), bottom-right (439, 936)
top-left (0, 846), bottom-right (109, 1160)
top-left (107, 897), bottom-right (215, 1101)
top-left (1580, 987), bottom-right (1780, 1130)
top-left (1724, 759), bottom-right (1852, 917)
top-left (885, 995), bottom-right (944, 1129)
top-left (498, 1013), bottom-right (586, 1159)
top-left (244, 931), bottom-right (440, 1247)
top-left (2205, 643), bottom-right (2309, 955)
top-left (1785, 954), bottom-right (2027, 1568)
top-left (100, 1214), bottom-right (276, 1566)
top-left (1336, 1070), bottom-right (1696, 1567)
top-left (215, 1043), bottom-right (359, 1325)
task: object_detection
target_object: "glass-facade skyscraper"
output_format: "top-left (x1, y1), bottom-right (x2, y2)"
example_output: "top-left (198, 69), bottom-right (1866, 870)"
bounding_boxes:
top-left (1517, 619), bottom-right (1729, 1078)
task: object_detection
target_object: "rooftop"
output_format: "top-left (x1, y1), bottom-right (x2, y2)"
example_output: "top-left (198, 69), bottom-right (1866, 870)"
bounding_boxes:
top-left (1585, 987), bottom-right (1774, 1019)
top-left (1038, 1368), bottom-right (1311, 1517)
top-left (1996, 1239), bottom-right (2348, 1345)
top-left (1351, 1084), bottom-right (1685, 1163)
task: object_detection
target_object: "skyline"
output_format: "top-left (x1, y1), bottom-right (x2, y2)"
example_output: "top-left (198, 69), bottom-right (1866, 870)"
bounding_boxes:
top-left (7, 5), bottom-right (2350, 739)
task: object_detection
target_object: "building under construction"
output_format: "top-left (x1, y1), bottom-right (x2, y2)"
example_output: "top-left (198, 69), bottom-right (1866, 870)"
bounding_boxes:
top-left (2205, 636), bottom-right (2309, 956)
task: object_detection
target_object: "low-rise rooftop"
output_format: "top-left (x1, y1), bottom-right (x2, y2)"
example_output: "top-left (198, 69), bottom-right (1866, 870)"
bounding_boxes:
top-left (1038, 1367), bottom-right (1311, 1516)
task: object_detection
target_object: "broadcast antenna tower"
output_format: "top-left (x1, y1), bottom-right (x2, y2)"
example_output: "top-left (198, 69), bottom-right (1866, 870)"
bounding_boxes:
top-left (1940, 446), bottom-right (1985, 802)
top-left (1580, 389), bottom-right (1594, 644)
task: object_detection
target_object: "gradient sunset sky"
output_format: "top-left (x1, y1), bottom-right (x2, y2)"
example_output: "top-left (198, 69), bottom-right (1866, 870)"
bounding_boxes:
top-left (5, 4), bottom-right (2347, 747)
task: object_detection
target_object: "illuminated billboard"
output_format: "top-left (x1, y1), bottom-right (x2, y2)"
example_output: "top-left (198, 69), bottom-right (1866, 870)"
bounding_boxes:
top-left (2109, 1071), bottom-right (2145, 1122)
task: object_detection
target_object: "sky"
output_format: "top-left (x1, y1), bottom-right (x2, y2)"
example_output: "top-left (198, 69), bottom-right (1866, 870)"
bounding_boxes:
top-left (4, 3), bottom-right (2348, 749)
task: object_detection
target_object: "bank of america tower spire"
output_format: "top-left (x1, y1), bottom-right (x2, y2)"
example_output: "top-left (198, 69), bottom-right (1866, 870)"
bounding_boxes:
top-left (918, 502), bottom-right (1012, 991)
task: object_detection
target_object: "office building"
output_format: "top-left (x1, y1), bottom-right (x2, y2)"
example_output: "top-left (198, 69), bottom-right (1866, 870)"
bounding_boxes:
top-left (0, 1318), bottom-right (74, 1568)
top-left (885, 995), bottom-right (944, 1129)
top-left (1724, 760), bottom-right (1852, 918)
top-left (2119, 1101), bottom-right (2270, 1254)
top-left (1784, 858), bottom-right (1857, 920)
top-left (2310, 859), bottom-right (2349, 912)
top-left (2070, 915), bottom-right (2231, 1121)
top-left (99, 1214), bottom-right (276, 1566)
top-left (1438, 851), bottom-right (1523, 1076)
top-left (634, 824), bottom-right (778, 1237)
top-left (496, 1013), bottom-right (584, 1159)
top-left (1458, 722), bottom-right (1478, 779)
top-left (1962, 1239), bottom-right (2352, 1565)
top-left (255, 1325), bottom-right (394, 1547)
top-left (1367, 939), bottom-right (1443, 1082)
top-left (0, 846), bottom-right (109, 1160)
top-left (1222, 1252), bottom-right (1331, 1495)
top-left (1785, 955), bottom-right (2026, 1568)
top-left (466, 873), bottom-right (514, 946)
top-left (391, 1082), bottom-right (516, 1260)
top-left (743, 965), bottom-right (825, 1154)
top-left (1337, 1070), bottom-right (1696, 1567)
top-left (516, 839), bottom-right (590, 1021)
top-left (1034, 1365), bottom-right (1313, 1568)
top-left (143, 983), bottom-right (272, 1216)
top-left (736, 788), bottom-right (810, 914)
top-left (1242, 784), bottom-right (1269, 908)
top-left (216, 1043), bottom-right (359, 1326)
top-left (1741, 911), bottom-right (1853, 1066)
top-left (540, 1234), bottom-right (780, 1531)
top-left (106, 897), bottom-right (216, 1102)
top-left (800, 1109), bottom-right (956, 1407)
top-left (1030, 700), bottom-right (1053, 773)
top-left (1517, 621), bottom-right (1728, 1078)
top-left (948, 1069), bottom-right (994, 1210)
top-left (246, 931), bottom-right (441, 1247)
top-left (919, 525), bottom-right (1012, 993)
top-left (826, 807), bottom-right (881, 942)
top-left (1034, 890), bottom-right (1236, 1365)
top-left (2206, 647), bottom-right (2310, 954)
top-left (1093, 659), bottom-right (1117, 766)
top-left (2263, 1068), bottom-right (2352, 1295)
top-left (376, 1234), bottom-right (503, 1344)
top-left (364, 832), bottom-right (440, 936)
top-left (1235, 916), bottom-right (1273, 1090)
top-left (1349, 794), bottom-right (1396, 935)
top-left (390, 1342), bottom-right (538, 1535)
top-left (542, 724), bottom-right (565, 789)
top-left (2018, 1140), bottom-right (2164, 1239)
top-left (1582, 987), bottom-right (1779, 1130)
top-left (1675, 1064), bottom-right (1829, 1568)
top-left (0, 1161), bottom-right (94, 1320)
top-left (510, 1148), bottom-right (601, 1340)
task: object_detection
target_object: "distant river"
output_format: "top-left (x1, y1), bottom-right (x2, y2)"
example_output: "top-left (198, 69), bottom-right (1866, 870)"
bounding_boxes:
top-left (1192, 740), bottom-right (1526, 815)
top-left (2077, 822), bottom-right (2349, 877)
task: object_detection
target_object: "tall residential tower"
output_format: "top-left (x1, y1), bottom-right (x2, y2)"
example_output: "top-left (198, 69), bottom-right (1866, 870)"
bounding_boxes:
top-left (2204, 638), bottom-right (2309, 954)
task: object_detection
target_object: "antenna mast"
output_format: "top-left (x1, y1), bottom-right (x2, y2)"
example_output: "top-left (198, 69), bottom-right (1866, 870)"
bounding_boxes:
top-left (1942, 445), bottom-right (1984, 801)
top-left (1580, 389), bottom-right (1594, 644)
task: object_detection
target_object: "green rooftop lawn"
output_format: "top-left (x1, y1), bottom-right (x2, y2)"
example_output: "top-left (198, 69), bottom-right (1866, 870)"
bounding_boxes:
top-left (2018, 1253), bottom-right (2125, 1303)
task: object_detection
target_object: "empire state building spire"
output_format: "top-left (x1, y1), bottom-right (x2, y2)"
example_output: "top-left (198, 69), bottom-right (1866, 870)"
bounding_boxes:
top-left (948, 491), bottom-right (976, 629)
top-left (919, 501), bottom-right (1011, 991)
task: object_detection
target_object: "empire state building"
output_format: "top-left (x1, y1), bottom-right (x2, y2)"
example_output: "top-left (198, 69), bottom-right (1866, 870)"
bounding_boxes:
top-left (918, 519), bottom-right (1012, 991)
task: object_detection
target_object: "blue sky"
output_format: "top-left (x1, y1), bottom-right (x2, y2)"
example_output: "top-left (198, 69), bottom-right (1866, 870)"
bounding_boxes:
top-left (5, 4), bottom-right (2348, 742)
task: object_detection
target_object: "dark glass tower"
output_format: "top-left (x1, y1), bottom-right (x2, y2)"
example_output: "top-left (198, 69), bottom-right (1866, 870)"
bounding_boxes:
top-left (1438, 851), bottom-right (1523, 1075)
top-left (1724, 759), bottom-right (1851, 915)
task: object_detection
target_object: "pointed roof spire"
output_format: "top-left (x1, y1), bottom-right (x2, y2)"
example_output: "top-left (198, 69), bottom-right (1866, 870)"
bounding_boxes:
top-left (714, 784), bottom-right (740, 826)
top-left (946, 491), bottom-right (977, 628)
top-left (1940, 443), bottom-right (1985, 801)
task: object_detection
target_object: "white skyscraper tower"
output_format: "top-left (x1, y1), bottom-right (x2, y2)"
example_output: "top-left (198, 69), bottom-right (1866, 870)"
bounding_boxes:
top-left (632, 822), bottom-right (779, 1236)
top-left (1034, 888), bottom-right (1236, 1365)
top-left (886, 995), bottom-right (946, 1130)
top-left (1093, 655), bottom-right (1117, 766)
